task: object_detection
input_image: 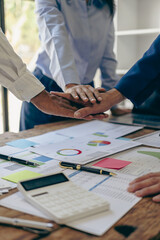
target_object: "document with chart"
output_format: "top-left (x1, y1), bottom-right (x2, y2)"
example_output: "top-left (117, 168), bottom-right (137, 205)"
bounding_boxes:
top-left (1, 146), bottom-right (160, 235)
top-left (30, 134), bottom-right (141, 164)
top-left (104, 146), bottom-right (160, 176)
top-left (55, 120), bottom-right (143, 138)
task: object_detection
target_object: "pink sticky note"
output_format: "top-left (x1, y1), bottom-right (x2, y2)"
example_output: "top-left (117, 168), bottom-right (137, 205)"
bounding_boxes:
top-left (93, 158), bottom-right (131, 170)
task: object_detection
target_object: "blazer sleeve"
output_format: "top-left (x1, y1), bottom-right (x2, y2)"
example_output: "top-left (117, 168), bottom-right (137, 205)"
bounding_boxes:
top-left (115, 35), bottom-right (160, 106)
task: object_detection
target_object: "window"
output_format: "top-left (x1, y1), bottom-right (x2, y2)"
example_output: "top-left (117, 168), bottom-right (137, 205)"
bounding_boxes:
top-left (1, 0), bottom-right (40, 132)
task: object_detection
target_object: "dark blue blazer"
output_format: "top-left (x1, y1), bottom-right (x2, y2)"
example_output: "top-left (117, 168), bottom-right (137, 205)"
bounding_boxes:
top-left (115, 35), bottom-right (160, 106)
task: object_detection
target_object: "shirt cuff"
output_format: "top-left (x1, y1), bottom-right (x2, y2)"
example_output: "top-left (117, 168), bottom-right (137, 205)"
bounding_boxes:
top-left (8, 70), bottom-right (45, 102)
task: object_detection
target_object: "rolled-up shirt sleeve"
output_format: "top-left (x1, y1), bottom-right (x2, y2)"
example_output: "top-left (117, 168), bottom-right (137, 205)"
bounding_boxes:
top-left (0, 29), bottom-right (44, 102)
top-left (35, 0), bottom-right (81, 91)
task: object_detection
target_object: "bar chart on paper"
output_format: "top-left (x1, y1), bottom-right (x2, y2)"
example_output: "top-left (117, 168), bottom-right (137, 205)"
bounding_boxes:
top-left (107, 147), bottom-right (160, 176)
top-left (87, 140), bottom-right (111, 147)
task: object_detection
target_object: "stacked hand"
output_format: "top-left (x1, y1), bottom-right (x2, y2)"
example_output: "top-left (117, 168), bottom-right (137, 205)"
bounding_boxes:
top-left (53, 88), bottom-right (125, 119)
top-left (65, 84), bottom-right (102, 103)
top-left (31, 89), bottom-right (107, 120)
top-left (51, 85), bottom-right (109, 120)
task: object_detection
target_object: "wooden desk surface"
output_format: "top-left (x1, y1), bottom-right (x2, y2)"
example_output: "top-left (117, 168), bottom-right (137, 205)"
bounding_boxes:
top-left (0, 120), bottom-right (159, 240)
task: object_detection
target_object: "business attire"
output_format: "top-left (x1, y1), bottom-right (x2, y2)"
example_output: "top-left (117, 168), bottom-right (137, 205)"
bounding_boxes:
top-left (115, 34), bottom-right (160, 114)
top-left (0, 28), bottom-right (44, 102)
top-left (20, 0), bottom-right (119, 130)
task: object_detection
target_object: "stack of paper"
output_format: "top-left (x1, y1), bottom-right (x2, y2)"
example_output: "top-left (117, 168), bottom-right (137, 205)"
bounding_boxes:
top-left (0, 179), bottom-right (16, 195)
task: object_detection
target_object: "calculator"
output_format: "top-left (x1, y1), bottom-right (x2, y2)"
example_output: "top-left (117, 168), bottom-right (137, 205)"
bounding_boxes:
top-left (18, 172), bottom-right (110, 224)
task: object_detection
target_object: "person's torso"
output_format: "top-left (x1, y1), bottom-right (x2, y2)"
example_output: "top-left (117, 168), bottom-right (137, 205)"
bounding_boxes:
top-left (36, 0), bottom-right (113, 83)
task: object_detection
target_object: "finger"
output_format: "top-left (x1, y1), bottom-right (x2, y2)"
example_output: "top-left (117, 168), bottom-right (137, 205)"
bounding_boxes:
top-left (153, 194), bottom-right (160, 202)
top-left (81, 115), bottom-right (93, 120)
top-left (58, 99), bottom-right (79, 111)
top-left (82, 87), bottom-right (96, 103)
top-left (64, 104), bottom-right (79, 111)
top-left (129, 173), bottom-right (160, 185)
top-left (70, 89), bottom-right (80, 100)
top-left (86, 113), bottom-right (108, 120)
top-left (91, 114), bottom-right (108, 120)
top-left (50, 92), bottom-right (86, 105)
top-left (76, 87), bottom-right (89, 102)
top-left (50, 94), bottom-right (82, 111)
top-left (74, 106), bottom-right (93, 118)
top-left (88, 87), bottom-right (102, 101)
top-left (128, 177), bottom-right (160, 193)
top-left (134, 183), bottom-right (160, 197)
top-left (96, 87), bottom-right (106, 93)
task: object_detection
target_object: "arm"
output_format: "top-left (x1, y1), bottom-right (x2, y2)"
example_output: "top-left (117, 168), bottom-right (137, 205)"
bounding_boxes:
top-left (73, 35), bottom-right (160, 118)
top-left (0, 28), bottom-right (44, 102)
top-left (35, 0), bottom-right (102, 103)
top-left (99, 21), bottom-right (131, 116)
top-left (0, 28), bottom-right (85, 119)
top-left (30, 90), bottom-right (86, 118)
top-left (35, 0), bottom-right (80, 91)
top-left (115, 35), bottom-right (160, 106)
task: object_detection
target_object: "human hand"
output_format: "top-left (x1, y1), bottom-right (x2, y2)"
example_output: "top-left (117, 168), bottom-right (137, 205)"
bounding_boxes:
top-left (50, 91), bottom-right (108, 120)
top-left (65, 84), bottom-right (103, 103)
top-left (73, 88), bottom-right (125, 118)
top-left (127, 172), bottom-right (160, 202)
top-left (30, 90), bottom-right (93, 120)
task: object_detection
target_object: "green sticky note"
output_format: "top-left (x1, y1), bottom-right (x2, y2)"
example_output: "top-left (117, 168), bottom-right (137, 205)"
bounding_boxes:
top-left (2, 170), bottom-right (42, 183)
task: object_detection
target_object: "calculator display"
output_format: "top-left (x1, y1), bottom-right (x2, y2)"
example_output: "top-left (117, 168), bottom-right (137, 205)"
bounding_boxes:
top-left (21, 173), bottom-right (69, 191)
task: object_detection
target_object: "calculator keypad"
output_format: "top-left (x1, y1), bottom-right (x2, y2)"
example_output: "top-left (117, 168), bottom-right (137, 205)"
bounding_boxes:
top-left (33, 184), bottom-right (109, 223)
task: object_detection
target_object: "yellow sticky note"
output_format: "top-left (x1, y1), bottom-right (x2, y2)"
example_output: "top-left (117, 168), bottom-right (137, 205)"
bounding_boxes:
top-left (2, 170), bottom-right (42, 183)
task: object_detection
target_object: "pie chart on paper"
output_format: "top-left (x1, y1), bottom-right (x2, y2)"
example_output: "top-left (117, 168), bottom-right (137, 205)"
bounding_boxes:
top-left (57, 149), bottom-right (82, 156)
top-left (87, 140), bottom-right (111, 147)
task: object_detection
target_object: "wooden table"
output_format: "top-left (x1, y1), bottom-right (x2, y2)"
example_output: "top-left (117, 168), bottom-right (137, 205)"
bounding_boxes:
top-left (0, 120), bottom-right (159, 240)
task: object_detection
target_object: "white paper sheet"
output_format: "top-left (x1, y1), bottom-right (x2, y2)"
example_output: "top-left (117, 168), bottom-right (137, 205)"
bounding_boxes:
top-left (133, 131), bottom-right (160, 148)
top-left (0, 146), bottom-right (62, 191)
top-left (0, 171), bottom-right (140, 236)
top-left (102, 146), bottom-right (160, 176)
top-left (0, 192), bottom-right (50, 219)
top-left (55, 120), bottom-right (143, 138)
top-left (27, 131), bottom-right (70, 145)
top-left (65, 171), bottom-right (140, 235)
top-left (30, 134), bottom-right (141, 164)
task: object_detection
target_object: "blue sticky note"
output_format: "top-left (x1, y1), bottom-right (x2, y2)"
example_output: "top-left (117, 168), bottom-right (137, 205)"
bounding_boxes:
top-left (33, 155), bottom-right (53, 162)
top-left (117, 137), bottom-right (131, 141)
top-left (7, 139), bottom-right (38, 149)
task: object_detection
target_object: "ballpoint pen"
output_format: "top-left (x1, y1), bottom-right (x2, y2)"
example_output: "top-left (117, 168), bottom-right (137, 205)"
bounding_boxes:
top-left (0, 216), bottom-right (53, 231)
top-left (59, 162), bottom-right (116, 176)
top-left (0, 153), bottom-right (39, 167)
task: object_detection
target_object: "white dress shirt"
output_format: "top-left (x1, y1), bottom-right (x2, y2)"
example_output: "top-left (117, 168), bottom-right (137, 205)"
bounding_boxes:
top-left (0, 29), bottom-right (44, 102)
top-left (35, 0), bottom-right (119, 91)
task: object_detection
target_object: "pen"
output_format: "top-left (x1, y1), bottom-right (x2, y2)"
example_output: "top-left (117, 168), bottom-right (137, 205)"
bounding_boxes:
top-left (0, 153), bottom-right (39, 167)
top-left (59, 162), bottom-right (116, 176)
top-left (0, 216), bottom-right (53, 231)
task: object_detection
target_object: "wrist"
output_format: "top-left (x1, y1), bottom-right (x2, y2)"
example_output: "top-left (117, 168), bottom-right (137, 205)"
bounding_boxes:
top-left (104, 88), bottom-right (125, 109)
top-left (65, 83), bottom-right (78, 91)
